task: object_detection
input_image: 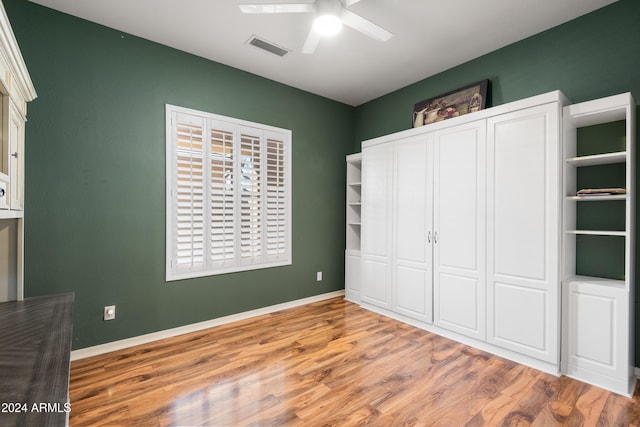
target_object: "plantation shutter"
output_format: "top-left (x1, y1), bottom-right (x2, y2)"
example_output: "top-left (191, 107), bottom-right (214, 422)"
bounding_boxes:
top-left (265, 134), bottom-right (288, 260)
top-left (209, 125), bottom-right (235, 266)
top-left (167, 105), bottom-right (291, 281)
top-left (239, 130), bottom-right (263, 263)
top-left (173, 113), bottom-right (205, 273)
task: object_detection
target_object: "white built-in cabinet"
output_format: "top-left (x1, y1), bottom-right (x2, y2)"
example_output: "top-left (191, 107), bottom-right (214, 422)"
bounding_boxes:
top-left (354, 89), bottom-right (637, 395)
top-left (358, 91), bottom-right (568, 376)
top-left (561, 93), bottom-right (636, 396)
top-left (0, 2), bottom-right (37, 302)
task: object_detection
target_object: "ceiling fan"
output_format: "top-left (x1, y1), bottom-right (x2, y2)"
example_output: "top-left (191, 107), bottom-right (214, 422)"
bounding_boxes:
top-left (238, 0), bottom-right (393, 54)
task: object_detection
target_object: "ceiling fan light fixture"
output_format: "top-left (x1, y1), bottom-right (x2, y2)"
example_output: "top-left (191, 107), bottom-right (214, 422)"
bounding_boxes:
top-left (313, 14), bottom-right (343, 37)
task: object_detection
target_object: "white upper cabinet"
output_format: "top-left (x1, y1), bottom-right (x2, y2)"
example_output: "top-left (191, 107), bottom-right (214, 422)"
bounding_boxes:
top-left (0, 3), bottom-right (36, 217)
top-left (0, 1), bottom-right (36, 303)
top-left (486, 102), bottom-right (561, 363)
top-left (432, 120), bottom-right (486, 340)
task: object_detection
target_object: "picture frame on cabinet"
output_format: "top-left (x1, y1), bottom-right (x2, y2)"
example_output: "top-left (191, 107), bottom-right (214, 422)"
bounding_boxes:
top-left (412, 79), bottom-right (489, 128)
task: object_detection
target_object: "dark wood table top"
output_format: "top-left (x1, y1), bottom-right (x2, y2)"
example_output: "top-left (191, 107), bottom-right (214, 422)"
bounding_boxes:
top-left (0, 293), bottom-right (74, 427)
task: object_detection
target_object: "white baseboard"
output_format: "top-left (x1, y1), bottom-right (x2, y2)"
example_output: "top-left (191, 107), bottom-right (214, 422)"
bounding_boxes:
top-left (71, 290), bottom-right (345, 361)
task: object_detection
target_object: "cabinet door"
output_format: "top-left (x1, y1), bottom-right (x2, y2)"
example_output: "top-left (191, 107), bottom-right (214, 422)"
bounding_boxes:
top-left (361, 142), bottom-right (393, 309)
top-left (8, 102), bottom-right (24, 211)
top-left (344, 251), bottom-right (361, 303)
top-left (486, 103), bottom-right (560, 363)
top-left (563, 279), bottom-right (630, 394)
top-left (433, 121), bottom-right (486, 340)
top-left (392, 135), bottom-right (433, 323)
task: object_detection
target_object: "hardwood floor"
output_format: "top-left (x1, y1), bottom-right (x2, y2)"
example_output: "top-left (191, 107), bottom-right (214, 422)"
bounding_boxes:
top-left (69, 297), bottom-right (640, 426)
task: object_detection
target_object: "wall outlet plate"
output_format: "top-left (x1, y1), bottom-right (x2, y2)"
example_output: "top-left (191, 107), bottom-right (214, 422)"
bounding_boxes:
top-left (104, 305), bottom-right (116, 321)
top-left (316, 271), bottom-right (323, 281)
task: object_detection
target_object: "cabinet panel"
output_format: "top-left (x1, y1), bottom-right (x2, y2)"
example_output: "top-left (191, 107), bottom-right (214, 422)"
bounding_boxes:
top-left (361, 258), bottom-right (390, 307)
top-left (573, 291), bottom-right (614, 366)
top-left (345, 251), bottom-right (361, 302)
top-left (565, 280), bottom-right (627, 379)
top-left (492, 113), bottom-right (547, 280)
top-left (361, 143), bottom-right (393, 309)
top-left (435, 127), bottom-right (481, 271)
top-left (8, 102), bottom-right (24, 211)
top-left (437, 273), bottom-right (479, 333)
top-left (393, 136), bottom-right (432, 323)
top-left (395, 266), bottom-right (429, 319)
top-left (395, 143), bottom-right (427, 262)
top-left (487, 103), bottom-right (559, 363)
top-left (433, 121), bottom-right (486, 340)
top-left (361, 144), bottom-right (392, 258)
top-left (493, 282), bottom-right (547, 351)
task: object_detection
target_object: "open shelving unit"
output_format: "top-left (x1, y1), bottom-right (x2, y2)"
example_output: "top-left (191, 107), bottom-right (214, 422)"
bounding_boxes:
top-left (345, 153), bottom-right (362, 302)
top-left (561, 93), bottom-right (636, 396)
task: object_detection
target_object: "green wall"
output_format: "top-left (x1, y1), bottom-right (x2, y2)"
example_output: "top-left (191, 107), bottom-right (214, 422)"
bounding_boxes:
top-left (6, 0), bottom-right (640, 363)
top-left (5, 1), bottom-right (354, 350)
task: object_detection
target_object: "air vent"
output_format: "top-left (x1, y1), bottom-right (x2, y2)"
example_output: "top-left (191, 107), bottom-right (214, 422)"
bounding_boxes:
top-left (247, 35), bottom-right (290, 57)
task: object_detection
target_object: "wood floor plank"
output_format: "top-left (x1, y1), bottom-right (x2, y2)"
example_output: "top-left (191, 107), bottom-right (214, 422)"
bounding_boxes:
top-left (68, 297), bottom-right (639, 426)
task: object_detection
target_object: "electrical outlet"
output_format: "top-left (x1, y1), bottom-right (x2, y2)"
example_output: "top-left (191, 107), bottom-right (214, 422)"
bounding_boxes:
top-left (316, 271), bottom-right (323, 281)
top-left (104, 305), bottom-right (116, 321)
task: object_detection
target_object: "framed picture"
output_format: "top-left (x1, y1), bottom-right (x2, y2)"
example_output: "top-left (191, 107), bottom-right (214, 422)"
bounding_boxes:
top-left (412, 79), bottom-right (488, 128)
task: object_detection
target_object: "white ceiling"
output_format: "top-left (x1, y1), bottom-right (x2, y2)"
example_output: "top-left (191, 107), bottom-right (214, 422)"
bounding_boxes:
top-left (27, 0), bottom-right (617, 106)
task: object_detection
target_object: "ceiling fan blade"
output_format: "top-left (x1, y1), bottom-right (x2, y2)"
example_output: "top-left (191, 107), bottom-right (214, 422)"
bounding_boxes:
top-left (239, 3), bottom-right (315, 14)
top-left (340, 9), bottom-right (392, 41)
top-left (302, 28), bottom-right (321, 54)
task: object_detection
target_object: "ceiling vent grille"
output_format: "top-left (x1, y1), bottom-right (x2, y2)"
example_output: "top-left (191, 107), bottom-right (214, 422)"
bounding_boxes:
top-left (247, 35), bottom-right (290, 57)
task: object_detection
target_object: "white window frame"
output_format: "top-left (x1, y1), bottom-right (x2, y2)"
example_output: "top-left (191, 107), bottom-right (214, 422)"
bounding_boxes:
top-left (166, 104), bottom-right (292, 281)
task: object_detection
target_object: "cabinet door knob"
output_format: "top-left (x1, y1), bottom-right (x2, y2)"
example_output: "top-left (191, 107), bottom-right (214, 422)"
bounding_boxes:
top-left (0, 188), bottom-right (5, 197)
top-left (434, 232), bottom-right (438, 244)
top-left (427, 231), bottom-right (431, 243)
top-left (11, 152), bottom-right (17, 158)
